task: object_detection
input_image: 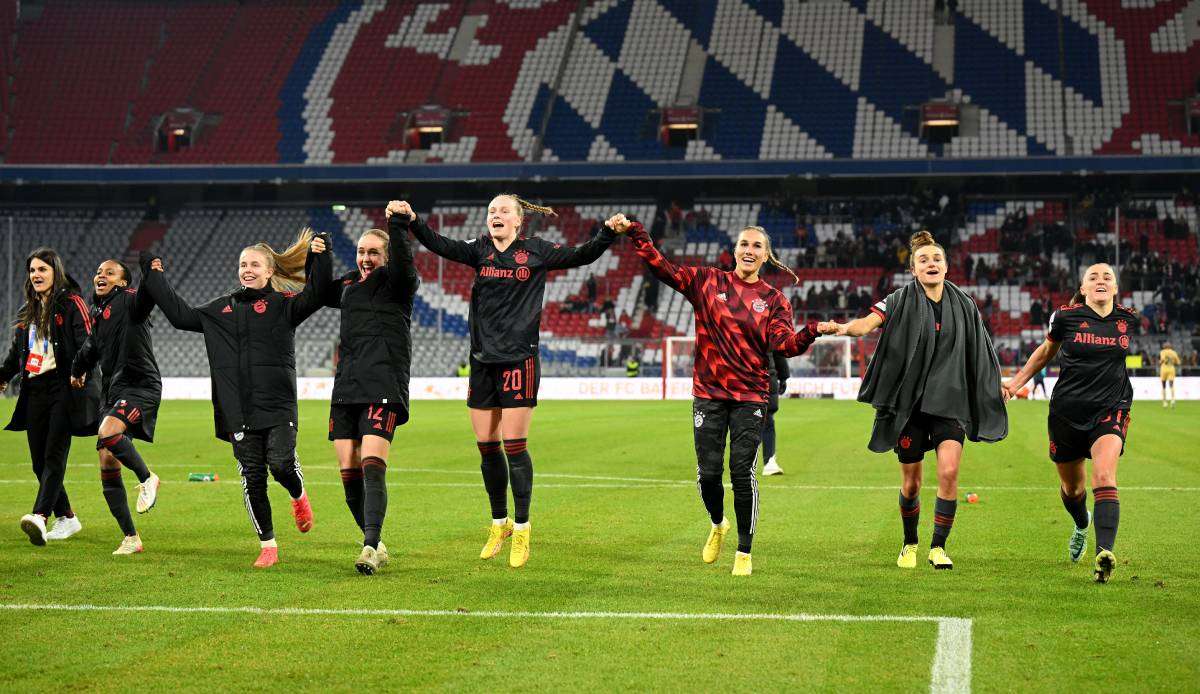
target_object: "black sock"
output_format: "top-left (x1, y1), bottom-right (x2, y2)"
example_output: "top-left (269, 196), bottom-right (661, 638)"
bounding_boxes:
top-left (100, 468), bottom-right (136, 537)
top-left (504, 439), bottom-right (532, 524)
top-left (477, 441), bottom-right (508, 519)
top-left (98, 434), bottom-right (151, 483)
top-left (899, 491), bottom-right (920, 545)
top-left (761, 416), bottom-right (776, 461)
top-left (930, 497), bottom-right (957, 549)
top-left (362, 457), bottom-right (387, 549)
top-left (1093, 486), bottom-right (1119, 552)
top-left (340, 467), bottom-right (365, 530)
top-left (1060, 488), bottom-right (1089, 530)
top-left (698, 473), bottom-right (724, 525)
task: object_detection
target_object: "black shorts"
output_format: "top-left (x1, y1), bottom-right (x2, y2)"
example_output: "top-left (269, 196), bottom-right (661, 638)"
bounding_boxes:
top-left (1048, 410), bottom-right (1130, 463)
top-left (329, 403), bottom-right (403, 442)
top-left (894, 410), bottom-right (965, 464)
top-left (101, 397), bottom-right (158, 443)
top-left (467, 354), bottom-right (540, 409)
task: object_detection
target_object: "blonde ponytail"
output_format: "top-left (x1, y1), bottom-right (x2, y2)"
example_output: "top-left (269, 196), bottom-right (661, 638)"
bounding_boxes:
top-left (242, 228), bottom-right (314, 293)
top-left (496, 193), bottom-right (557, 219)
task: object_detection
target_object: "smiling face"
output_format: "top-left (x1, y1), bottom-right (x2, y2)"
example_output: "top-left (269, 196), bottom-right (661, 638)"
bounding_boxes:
top-left (910, 244), bottom-right (947, 287)
top-left (29, 257), bottom-right (55, 296)
top-left (486, 195), bottom-right (522, 242)
top-left (734, 227), bottom-right (770, 277)
top-left (1080, 263), bottom-right (1117, 305)
top-left (238, 248), bottom-right (273, 289)
top-left (93, 260), bottom-right (129, 297)
top-left (357, 232), bottom-right (387, 277)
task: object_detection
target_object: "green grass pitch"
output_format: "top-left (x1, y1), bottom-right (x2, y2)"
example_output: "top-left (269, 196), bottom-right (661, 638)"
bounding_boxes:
top-left (0, 398), bottom-right (1196, 692)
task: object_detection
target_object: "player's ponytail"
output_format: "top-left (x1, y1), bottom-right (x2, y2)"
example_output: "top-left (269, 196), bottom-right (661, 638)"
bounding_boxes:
top-left (741, 225), bottom-right (798, 285)
top-left (496, 193), bottom-right (557, 219)
top-left (243, 228), bottom-right (314, 293)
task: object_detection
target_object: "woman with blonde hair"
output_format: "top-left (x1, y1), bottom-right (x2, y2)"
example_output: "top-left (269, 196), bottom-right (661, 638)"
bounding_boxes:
top-left (406, 194), bottom-right (616, 568)
top-left (819, 231), bottom-right (1007, 571)
top-left (139, 230), bottom-right (332, 568)
top-left (612, 217), bottom-right (819, 577)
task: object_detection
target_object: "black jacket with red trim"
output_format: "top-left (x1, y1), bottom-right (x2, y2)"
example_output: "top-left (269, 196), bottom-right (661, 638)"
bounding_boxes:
top-left (323, 214), bottom-right (419, 418)
top-left (0, 286), bottom-right (102, 435)
top-left (139, 249), bottom-right (331, 441)
top-left (72, 286), bottom-right (161, 409)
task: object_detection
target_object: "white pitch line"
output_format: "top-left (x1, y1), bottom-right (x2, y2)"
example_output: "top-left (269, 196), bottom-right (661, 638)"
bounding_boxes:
top-left (0, 603), bottom-right (972, 693)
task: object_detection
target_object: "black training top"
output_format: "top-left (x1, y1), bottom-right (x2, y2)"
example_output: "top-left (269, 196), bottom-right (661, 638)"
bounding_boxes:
top-left (73, 287), bottom-right (162, 407)
top-left (1047, 302), bottom-right (1136, 429)
top-left (409, 216), bottom-right (615, 364)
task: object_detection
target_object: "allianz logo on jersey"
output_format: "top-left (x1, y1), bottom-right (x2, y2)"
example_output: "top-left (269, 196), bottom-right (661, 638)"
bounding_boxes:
top-left (478, 266), bottom-right (531, 282)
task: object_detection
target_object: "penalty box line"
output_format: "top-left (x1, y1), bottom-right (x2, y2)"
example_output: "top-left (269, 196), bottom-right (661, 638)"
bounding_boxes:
top-left (0, 603), bottom-right (973, 693)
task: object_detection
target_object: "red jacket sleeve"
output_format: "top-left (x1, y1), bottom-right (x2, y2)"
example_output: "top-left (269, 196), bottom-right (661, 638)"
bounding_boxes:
top-left (768, 294), bottom-right (818, 357)
top-left (628, 222), bottom-right (699, 297)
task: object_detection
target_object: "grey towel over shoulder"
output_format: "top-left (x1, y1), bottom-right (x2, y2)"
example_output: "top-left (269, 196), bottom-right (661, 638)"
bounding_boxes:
top-left (858, 280), bottom-right (1008, 453)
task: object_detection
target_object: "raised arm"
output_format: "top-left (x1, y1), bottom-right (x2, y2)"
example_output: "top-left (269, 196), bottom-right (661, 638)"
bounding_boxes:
top-left (768, 297), bottom-right (819, 358)
top-left (618, 217), bottom-right (698, 296)
top-left (128, 286), bottom-right (155, 324)
top-left (541, 225), bottom-right (616, 271)
top-left (385, 203), bottom-right (420, 299)
top-left (139, 252), bottom-right (204, 332)
top-left (1003, 338), bottom-right (1061, 401)
top-left (285, 234), bottom-right (333, 327)
top-left (818, 312), bottom-right (883, 338)
top-left (407, 210), bottom-right (479, 268)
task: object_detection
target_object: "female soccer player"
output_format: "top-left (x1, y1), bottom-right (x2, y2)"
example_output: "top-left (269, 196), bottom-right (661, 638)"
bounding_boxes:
top-left (139, 231), bottom-right (331, 568)
top-left (818, 231), bottom-right (1007, 571)
top-left (613, 215), bottom-right (819, 576)
top-left (1158, 341), bottom-right (1180, 408)
top-left (70, 259), bottom-right (163, 555)
top-left (407, 194), bottom-right (616, 568)
top-left (0, 248), bottom-right (100, 545)
top-left (322, 201), bottom-right (418, 575)
top-left (1003, 263), bottom-right (1136, 583)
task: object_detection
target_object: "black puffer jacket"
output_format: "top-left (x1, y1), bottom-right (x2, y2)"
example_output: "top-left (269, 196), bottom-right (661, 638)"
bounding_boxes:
top-left (139, 248), bottom-right (331, 441)
top-left (1, 285), bottom-right (101, 435)
top-left (72, 286), bottom-right (162, 408)
top-left (324, 214), bottom-right (419, 419)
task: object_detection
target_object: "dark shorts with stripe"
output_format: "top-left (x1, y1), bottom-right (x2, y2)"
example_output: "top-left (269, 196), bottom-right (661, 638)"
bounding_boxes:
top-left (894, 410), bottom-right (965, 464)
top-left (468, 354), bottom-right (540, 409)
top-left (329, 403), bottom-right (403, 442)
top-left (101, 396), bottom-right (158, 443)
top-left (1048, 410), bottom-right (1130, 463)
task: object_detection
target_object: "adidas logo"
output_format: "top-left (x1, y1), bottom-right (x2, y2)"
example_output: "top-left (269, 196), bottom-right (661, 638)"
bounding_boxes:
top-left (753, 409), bottom-right (762, 418)
top-left (1079, 321), bottom-right (1089, 329)
top-left (221, 305), bottom-right (233, 314)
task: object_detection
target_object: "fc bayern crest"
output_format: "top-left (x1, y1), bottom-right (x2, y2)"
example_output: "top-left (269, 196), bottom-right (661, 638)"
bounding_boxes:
top-left (1116, 320), bottom-right (1127, 334)
top-left (253, 299), bottom-right (267, 314)
top-left (513, 250), bottom-right (529, 265)
top-left (102, 306), bottom-right (111, 320)
top-left (751, 298), bottom-right (767, 314)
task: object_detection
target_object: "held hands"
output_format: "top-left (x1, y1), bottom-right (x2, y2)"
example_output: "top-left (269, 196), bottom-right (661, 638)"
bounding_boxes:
top-left (386, 200), bottom-right (414, 221)
top-left (151, 259), bottom-right (164, 272)
top-left (605, 213), bottom-right (633, 234)
top-left (816, 321), bottom-right (847, 336)
top-left (309, 235), bottom-right (327, 254)
top-left (70, 374), bottom-right (87, 390)
top-left (1000, 380), bottom-right (1020, 403)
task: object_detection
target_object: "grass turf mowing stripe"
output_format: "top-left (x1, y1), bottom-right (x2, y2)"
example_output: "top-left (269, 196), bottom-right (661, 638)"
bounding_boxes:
top-left (0, 603), bottom-right (973, 693)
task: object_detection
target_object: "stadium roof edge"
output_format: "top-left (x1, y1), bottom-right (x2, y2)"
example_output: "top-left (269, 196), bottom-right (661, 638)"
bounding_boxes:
top-left (1, 156), bottom-right (1197, 184)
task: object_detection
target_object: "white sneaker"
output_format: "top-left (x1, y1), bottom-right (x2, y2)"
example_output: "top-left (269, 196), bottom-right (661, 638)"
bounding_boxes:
top-left (113, 535), bottom-right (143, 555)
top-left (45, 515), bottom-right (82, 541)
top-left (20, 514), bottom-right (47, 546)
top-left (762, 457), bottom-right (784, 476)
top-left (136, 473), bottom-right (160, 514)
top-left (1068, 512), bottom-right (1090, 563)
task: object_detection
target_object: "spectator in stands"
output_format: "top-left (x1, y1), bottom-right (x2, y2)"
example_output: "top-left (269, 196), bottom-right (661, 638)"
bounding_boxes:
top-left (139, 230), bottom-right (331, 568)
top-left (1, 248), bottom-right (99, 547)
top-left (586, 273), bottom-right (597, 309)
top-left (1030, 299), bottom-right (1045, 327)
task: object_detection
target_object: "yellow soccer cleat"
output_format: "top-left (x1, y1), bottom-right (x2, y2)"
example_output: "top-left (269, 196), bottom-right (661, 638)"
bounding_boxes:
top-left (509, 524), bottom-right (530, 568)
top-left (897, 543), bottom-right (918, 569)
top-left (702, 517), bottom-right (731, 564)
top-left (480, 518), bottom-right (513, 560)
top-left (928, 546), bottom-right (953, 570)
top-left (731, 551), bottom-right (752, 576)
top-left (1094, 549), bottom-right (1116, 584)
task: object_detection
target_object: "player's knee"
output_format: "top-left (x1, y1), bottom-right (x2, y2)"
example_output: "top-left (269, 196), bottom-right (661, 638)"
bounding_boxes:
top-left (900, 477), bottom-right (921, 497)
top-left (98, 419), bottom-right (123, 438)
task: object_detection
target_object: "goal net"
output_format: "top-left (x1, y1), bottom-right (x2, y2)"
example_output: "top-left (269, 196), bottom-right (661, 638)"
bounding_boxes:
top-left (661, 335), bottom-right (852, 399)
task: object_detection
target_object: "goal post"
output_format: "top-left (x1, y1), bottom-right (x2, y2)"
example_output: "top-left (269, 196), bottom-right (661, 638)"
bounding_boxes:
top-left (661, 335), bottom-right (853, 399)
